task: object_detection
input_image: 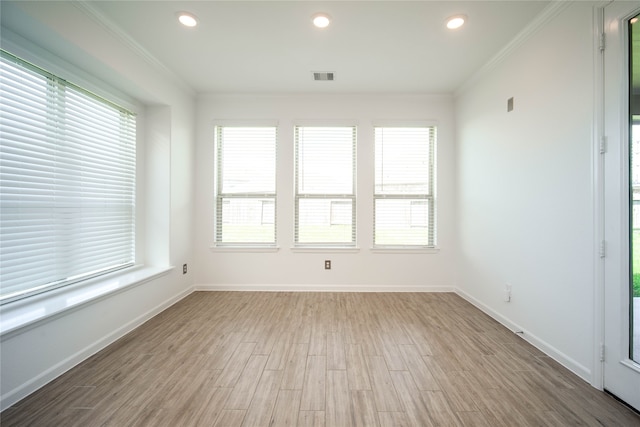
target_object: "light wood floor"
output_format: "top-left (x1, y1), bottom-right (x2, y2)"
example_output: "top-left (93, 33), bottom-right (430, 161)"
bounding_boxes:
top-left (2, 292), bottom-right (640, 426)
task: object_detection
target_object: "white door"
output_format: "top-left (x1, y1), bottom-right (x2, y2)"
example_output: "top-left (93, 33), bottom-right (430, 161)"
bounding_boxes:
top-left (603, 0), bottom-right (640, 412)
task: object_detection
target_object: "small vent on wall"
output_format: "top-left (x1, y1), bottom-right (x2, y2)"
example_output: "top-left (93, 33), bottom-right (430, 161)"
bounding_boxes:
top-left (313, 71), bottom-right (335, 81)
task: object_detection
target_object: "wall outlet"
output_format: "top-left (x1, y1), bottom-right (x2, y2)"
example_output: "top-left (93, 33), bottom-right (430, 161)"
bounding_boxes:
top-left (183, 264), bottom-right (188, 275)
top-left (503, 283), bottom-right (512, 302)
top-left (325, 260), bottom-right (331, 270)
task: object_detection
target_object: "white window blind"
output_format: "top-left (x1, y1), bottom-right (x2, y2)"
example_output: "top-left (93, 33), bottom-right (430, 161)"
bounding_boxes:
top-left (215, 126), bottom-right (277, 245)
top-left (0, 50), bottom-right (136, 303)
top-left (295, 126), bottom-right (356, 245)
top-left (374, 126), bottom-right (436, 247)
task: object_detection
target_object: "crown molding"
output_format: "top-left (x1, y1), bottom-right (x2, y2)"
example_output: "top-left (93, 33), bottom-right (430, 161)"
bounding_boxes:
top-left (455, 1), bottom-right (573, 98)
top-left (72, 1), bottom-right (195, 97)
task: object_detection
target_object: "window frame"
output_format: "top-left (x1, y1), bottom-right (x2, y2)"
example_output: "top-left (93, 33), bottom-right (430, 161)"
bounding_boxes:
top-left (294, 125), bottom-right (357, 247)
top-left (213, 124), bottom-right (278, 248)
top-left (373, 124), bottom-right (437, 249)
top-left (0, 49), bottom-right (139, 305)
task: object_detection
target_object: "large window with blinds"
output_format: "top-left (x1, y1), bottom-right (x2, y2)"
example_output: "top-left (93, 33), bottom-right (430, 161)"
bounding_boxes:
top-left (295, 126), bottom-right (356, 246)
top-left (214, 126), bottom-right (277, 246)
top-left (0, 50), bottom-right (137, 304)
top-left (374, 126), bottom-right (436, 247)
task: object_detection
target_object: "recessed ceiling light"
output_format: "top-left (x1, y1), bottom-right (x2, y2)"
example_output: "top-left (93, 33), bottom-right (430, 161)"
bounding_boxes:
top-left (177, 12), bottom-right (198, 28)
top-left (312, 13), bottom-right (331, 29)
top-left (446, 15), bottom-right (466, 30)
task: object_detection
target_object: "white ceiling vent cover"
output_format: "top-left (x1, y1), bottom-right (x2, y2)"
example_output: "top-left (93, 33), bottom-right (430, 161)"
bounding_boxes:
top-left (313, 71), bottom-right (335, 81)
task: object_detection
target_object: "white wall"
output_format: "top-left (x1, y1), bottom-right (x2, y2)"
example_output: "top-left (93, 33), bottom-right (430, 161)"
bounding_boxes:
top-left (194, 94), bottom-right (456, 290)
top-left (455, 2), bottom-right (597, 381)
top-left (0, 2), bottom-right (195, 409)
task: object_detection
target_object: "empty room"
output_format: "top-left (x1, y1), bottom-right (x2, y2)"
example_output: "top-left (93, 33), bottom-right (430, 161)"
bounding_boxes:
top-left (1, 0), bottom-right (640, 425)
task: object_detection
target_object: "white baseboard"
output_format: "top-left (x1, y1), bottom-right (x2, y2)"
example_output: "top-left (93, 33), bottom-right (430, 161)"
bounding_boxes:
top-left (454, 288), bottom-right (592, 383)
top-left (1, 286), bottom-right (194, 411)
top-left (194, 283), bottom-right (455, 293)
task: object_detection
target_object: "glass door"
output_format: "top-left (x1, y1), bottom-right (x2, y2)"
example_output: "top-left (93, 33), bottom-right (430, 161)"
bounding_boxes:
top-left (603, 2), bottom-right (640, 412)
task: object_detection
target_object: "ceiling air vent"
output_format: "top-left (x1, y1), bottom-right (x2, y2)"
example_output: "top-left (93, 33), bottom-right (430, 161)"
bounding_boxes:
top-left (313, 71), bottom-right (335, 81)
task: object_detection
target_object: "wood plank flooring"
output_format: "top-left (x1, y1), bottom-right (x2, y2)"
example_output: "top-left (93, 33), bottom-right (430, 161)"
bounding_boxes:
top-left (2, 292), bottom-right (640, 426)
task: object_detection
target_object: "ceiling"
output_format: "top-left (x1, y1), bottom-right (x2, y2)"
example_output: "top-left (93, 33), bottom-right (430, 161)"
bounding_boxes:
top-left (2, 1), bottom-right (552, 94)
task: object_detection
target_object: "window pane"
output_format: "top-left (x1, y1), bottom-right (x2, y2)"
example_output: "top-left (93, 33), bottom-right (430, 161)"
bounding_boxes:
top-left (375, 127), bottom-right (431, 195)
top-left (219, 198), bottom-right (275, 243)
top-left (219, 127), bottom-right (276, 194)
top-left (297, 127), bottom-right (354, 195)
top-left (297, 198), bottom-right (353, 244)
top-left (375, 199), bottom-right (430, 246)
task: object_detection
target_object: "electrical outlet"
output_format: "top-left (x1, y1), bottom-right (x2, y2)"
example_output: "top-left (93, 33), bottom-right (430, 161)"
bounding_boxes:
top-left (325, 260), bottom-right (331, 270)
top-left (183, 264), bottom-right (188, 275)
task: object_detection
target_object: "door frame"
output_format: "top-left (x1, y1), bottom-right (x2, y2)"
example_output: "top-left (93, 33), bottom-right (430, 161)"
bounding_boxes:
top-left (598, 0), bottom-right (640, 411)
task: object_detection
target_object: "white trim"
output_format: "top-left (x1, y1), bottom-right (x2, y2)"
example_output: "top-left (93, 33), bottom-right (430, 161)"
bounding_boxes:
top-left (620, 358), bottom-right (640, 374)
top-left (292, 119), bottom-right (359, 127)
top-left (212, 119), bottom-right (279, 128)
top-left (210, 245), bottom-right (280, 253)
top-left (455, 288), bottom-right (592, 384)
top-left (73, 1), bottom-right (194, 97)
top-left (0, 266), bottom-right (173, 339)
top-left (194, 284), bottom-right (454, 293)
top-left (371, 120), bottom-right (439, 128)
top-left (592, 3), bottom-right (607, 391)
top-left (455, 1), bottom-right (572, 98)
top-left (0, 285), bottom-right (193, 411)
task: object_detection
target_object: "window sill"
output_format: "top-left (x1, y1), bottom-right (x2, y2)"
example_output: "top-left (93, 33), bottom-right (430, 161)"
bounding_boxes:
top-left (370, 247), bottom-right (440, 254)
top-left (290, 246), bottom-right (361, 253)
top-left (209, 245), bottom-right (280, 253)
top-left (0, 265), bottom-right (172, 339)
